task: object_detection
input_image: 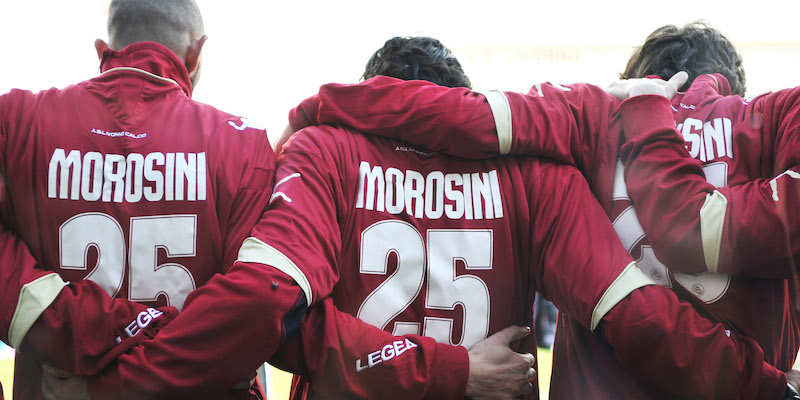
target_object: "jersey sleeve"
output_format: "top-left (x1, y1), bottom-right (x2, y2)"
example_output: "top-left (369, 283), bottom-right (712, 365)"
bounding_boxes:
top-left (220, 128), bottom-right (276, 272)
top-left (0, 91), bottom-right (181, 377)
top-left (289, 77), bottom-right (617, 173)
top-left (528, 161), bottom-right (652, 334)
top-left (619, 95), bottom-right (800, 278)
top-left (269, 297), bottom-right (469, 400)
top-left (80, 130), bottom-right (306, 399)
top-left (83, 125), bottom-right (469, 399)
top-left (530, 161), bottom-right (786, 399)
top-left (765, 86), bottom-right (800, 173)
top-left (85, 262), bottom-right (305, 400)
top-left (249, 126), bottom-right (474, 399)
top-left (20, 280), bottom-right (180, 377)
top-left (288, 76), bottom-right (500, 157)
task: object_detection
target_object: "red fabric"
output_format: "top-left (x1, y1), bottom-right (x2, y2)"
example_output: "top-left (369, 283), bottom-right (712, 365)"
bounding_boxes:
top-left (0, 41), bottom-right (273, 399)
top-left (249, 123), bottom-right (664, 399)
top-left (618, 75), bottom-right (800, 279)
top-left (87, 270), bottom-right (300, 399)
top-left (289, 77), bottom-right (792, 398)
top-left (270, 297), bottom-right (469, 400)
top-left (601, 285), bottom-right (786, 400)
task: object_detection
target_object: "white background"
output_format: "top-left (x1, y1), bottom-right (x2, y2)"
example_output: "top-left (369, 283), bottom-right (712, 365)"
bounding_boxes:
top-left (1, 0), bottom-right (799, 143)
top-left (1, 1), bottom-right (799, 398)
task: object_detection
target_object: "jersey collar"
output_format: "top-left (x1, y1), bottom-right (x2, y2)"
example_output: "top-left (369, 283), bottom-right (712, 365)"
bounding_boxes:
top-left (99, 41), bottom-right (194, 97)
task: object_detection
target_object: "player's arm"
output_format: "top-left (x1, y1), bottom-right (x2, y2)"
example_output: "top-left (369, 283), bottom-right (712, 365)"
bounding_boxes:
top-left (256, 126), bottom-right (533, 400)
top-left (531, 161), bottom-right (786, 399)
top-left (82, 125), bottom-right (526, 400)
top-left (269, 297), bottom-right (536, 400)
top-left (618, 92), bottom-right (800, 278)
top-left (40, 128), bottom-right (277, 395)
top-left (286, 76), bottom-right (616, 172)
top-left (76, 126), bottom-right (303, 399)
top-left (0, 91), bottom-right (183, 377)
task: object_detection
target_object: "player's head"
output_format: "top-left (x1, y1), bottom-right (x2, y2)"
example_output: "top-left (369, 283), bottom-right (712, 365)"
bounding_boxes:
top-left (621, 21), bottom-right (746, 96)
top-left (362, 36), bottom-right (472, 89)
top-left (97, 0), bottom-right (207, 87)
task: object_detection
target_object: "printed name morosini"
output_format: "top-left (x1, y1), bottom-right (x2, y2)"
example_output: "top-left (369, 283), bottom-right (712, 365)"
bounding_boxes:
top-left (48, 148), bottom-right (207, 202)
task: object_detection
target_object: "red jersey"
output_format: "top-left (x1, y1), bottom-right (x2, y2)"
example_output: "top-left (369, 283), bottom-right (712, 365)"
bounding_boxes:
top-left (0, 42), bottom-right (277, 399)
top-left (285, 76), bottom-right (794, 398)
top-left (618, 75), bottom-right (800, 368)
top-left (252, 115), bottom-right (784, 399)
top-left (253, 124), bottom-right (650, 399)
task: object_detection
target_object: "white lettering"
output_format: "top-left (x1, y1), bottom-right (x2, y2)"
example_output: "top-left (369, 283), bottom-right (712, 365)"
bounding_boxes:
top-left (357, 162), bottom-right (384, 211)
top-left (126, 153), bottom-right (144, 203)
top-left (680, 117), bottom-right (734, 163)
top-left (165, 153), bottom-right (175, 201)
top-left (136, 310), bottom-right (153, 328)
top-left (356, 359), bottom-right (368, 372)
top-left (47, 149), bottom-right (207, 203)
top-left (681, 119), bottom-right (703, 159)
top-left (444, 174), bottom-right (464, 219)
top-left (381, 344), bottom-right (395, 360)
top-left (355, 162), bottom-right (503, 220)
top-left (463, 173), bottom-right (474, 220)
top-left (147, 308), bottom-right (163, 319)
top-left (48, 149), bottom-right (81, 199)
top-left (424, 171), bottom-right (444, 219)
top-left (102, 155), bottom-right (126, 203)
top-left (355, 339), bottom-right (420, 372)
top-left (385, 168), bottom-right (404, 214)
top-left (368, 350), bottom-right (382, 367)
top-left (124, 320), bottom-right (140, 337)
top-left (393, 340), bottom-right (406, 356)
top-left (81, 152), bottom-right (103, 201)
top-left (124, 308), bottom-right (163, 338)
top-left (703, 118), bottom-right (726, 161)
top-left (471, 172), bottom-right (493, 219)
top-left (144, 152), bottom-right (165, 201)
top-left (405, 170), bottom-right (424, 218)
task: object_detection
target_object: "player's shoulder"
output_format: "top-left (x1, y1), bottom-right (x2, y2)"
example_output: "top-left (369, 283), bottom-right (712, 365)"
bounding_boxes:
top-left (1, 86), bottom-right (61, 108)
top-left (189, 100), bottom-right (268, 136)
top-left (516, 156), bottom-right (584, 188)
top-left (0, 86), bottom-right (80, 127)
top-left (283, 124), bottom-right (361, 156)
top-left (187, 101), bottom-right (271, 151)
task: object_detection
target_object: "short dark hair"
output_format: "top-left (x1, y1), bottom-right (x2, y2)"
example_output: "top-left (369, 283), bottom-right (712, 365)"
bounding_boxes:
top-left (362, 37), bottom-right (472, 89)
top-left (621, 21), bottom-right (746, 96)
top-left (108, 0), bottom-right (204, 53)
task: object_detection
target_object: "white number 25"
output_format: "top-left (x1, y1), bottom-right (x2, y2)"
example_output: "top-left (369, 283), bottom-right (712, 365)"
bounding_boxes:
top-left (357, 220), bottom-right (492, 349)
top-left (59, 212), bottom-right (197, 310)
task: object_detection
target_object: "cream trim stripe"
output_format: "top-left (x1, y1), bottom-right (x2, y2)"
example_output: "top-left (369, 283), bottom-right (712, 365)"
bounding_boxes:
top-left (101, 67), bottom-right (180, 87)
top-left (9, 273), bottom-right (68, 348)
top-left (700, 190), bottom-right (728, 273)
top-left (237, 237), bottom-right (313, 305)
top-left (591, 261), bottom-right (655, 331)
top-left (482, 90), bottom-right (513, 155)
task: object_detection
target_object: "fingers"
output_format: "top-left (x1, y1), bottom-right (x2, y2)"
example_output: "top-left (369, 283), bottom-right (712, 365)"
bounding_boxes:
top-left (525, 363), bottom-right (537, 382)
top-left (605, 80), bottom-right (628, 101)
top-left (668, 71), bottom-right (689, 89)
top-left (520, 351), bottom-right (535, 367)
top-left (491, 325), bottom-right (531, 345)
top-left (518, 381), bottom-right (535, 396)
top-left (663, 71), bottom-right (689, 99)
